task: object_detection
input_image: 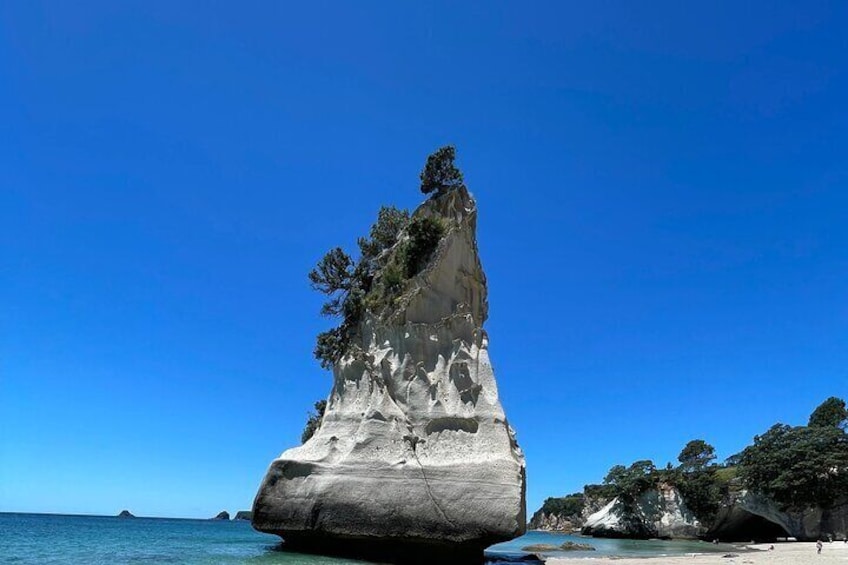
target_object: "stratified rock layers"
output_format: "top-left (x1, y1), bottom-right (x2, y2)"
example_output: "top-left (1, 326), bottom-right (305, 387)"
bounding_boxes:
top-left (252, 188), bottom-right (526, 563)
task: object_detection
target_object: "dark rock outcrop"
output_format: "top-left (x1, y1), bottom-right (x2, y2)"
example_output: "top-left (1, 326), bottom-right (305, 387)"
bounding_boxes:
top-left (252, 187), bottom-right (526, 564)
top-left (117, 510), bottom-right (134, 518)
top-left (707, 492), bottom-right (848, 542)
top-left (234, 511), bottom-right (252, 521)
top-left (212, 511), bottom-right (230, 520)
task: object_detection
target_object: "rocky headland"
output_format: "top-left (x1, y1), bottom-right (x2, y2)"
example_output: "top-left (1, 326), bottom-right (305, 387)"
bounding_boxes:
top-left (234, 510), bottom-right (252, 521)
top-left (117, 510), bottom-right (134, 518)
top-left (534, 487), bottom-right (848, 542)
top-left (252, 174), bottom-right (526, 564)
top-left (531, 398), bottom-right (848, 543)
top-left (212, 511), bottom-right (230, 520)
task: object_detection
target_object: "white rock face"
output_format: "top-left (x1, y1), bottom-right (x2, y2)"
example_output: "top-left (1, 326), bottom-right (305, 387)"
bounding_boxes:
top-left (582, 485), bottom-right (701, 539)
top-left (252, 187), bottom-right (526, 563)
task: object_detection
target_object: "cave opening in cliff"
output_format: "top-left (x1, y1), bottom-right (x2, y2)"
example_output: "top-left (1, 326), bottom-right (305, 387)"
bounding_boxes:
top-left (716, 511), bottom-right (790, 542)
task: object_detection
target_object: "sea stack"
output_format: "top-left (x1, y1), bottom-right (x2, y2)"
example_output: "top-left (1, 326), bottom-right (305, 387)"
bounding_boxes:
top-left (252, 186), bottom-right (526, 564)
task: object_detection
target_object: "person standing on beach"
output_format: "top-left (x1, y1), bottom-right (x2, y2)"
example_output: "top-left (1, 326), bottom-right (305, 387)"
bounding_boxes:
top-left (817, 540), bottom-right (823, 554)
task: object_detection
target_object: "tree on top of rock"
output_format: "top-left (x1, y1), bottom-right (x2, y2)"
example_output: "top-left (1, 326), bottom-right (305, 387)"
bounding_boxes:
top-left (419, 145), bottom-right (465, 196)
top-left (677, 439), bottom-right (717, 471)
top-left (808, 396), bottom-right (847, 429)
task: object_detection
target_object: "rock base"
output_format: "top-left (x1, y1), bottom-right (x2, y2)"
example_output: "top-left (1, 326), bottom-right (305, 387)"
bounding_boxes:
top-left (270, 533), bottom-right (489, 565)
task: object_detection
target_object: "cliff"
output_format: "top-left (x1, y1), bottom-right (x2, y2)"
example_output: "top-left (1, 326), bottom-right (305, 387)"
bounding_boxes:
top-left (708, 491), bottom-right (848, 542)
top-left (581, 484), bottom-right (701, 539)
top-left (252, 187), bottom-right (526, 564)
top-left (574, 487), bottom-right (848, 542)
top-left (528, 511), bottom-right (582, 532)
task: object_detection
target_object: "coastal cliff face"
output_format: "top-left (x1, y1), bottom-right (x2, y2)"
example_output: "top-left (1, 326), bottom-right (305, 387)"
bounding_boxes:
top-left (581, 485), bottom-right (701, 539)
top-left (708, 492), bottom-right (848, 542)
top-left (528, 512), bottom-right (581, 532)
top-left (252, 187), bottom-right (526, 563)
top-left (572, 487), bottom-right (848, 542)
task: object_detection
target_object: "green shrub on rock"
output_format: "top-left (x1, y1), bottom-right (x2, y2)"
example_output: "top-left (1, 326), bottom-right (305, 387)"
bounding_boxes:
top-left (301, 400), bottom-right (327, 443)
top-left (400, 216), bottom-right (445, 278)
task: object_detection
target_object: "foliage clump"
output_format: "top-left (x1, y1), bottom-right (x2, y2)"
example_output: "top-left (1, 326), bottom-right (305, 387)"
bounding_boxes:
top-left (540, 493), bottom-right (584, 517)
top-left (808, 396), bottom-right (847, 429)
top-left (309, 146), bottom-right (465, 370)
top-left (309, 206), bottom-right (410, 369)
top-left (419, 145), bottom-right (464, 196)
top-left (736, 396), bottom-right (848, 510)
top-left (301, 399), bottom-right (327, 443)
top-left (399, 216), bottom-right (446, 278)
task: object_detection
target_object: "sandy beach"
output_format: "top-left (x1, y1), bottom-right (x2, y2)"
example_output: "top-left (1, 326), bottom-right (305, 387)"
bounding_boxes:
top-left (546, 542), bottom-right (848, 564)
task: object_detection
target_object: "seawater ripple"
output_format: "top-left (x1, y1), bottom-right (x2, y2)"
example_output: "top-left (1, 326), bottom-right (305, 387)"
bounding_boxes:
top-left (0, 513), bottom-right (738, 564)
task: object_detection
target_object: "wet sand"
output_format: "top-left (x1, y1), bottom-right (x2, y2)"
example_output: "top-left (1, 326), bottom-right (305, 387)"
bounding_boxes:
top-left (546, 541), bottom-right (848, 563)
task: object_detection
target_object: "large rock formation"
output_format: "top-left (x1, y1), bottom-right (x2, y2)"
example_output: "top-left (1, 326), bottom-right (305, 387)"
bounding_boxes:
top-left (581, 485), bottom-right (701, 539)
top-left (252, 187), bottom-right (526, 564)
top-left (708, 492), bottom-right (848, 542)
top-left (576, 485), bottom-right (848, 542)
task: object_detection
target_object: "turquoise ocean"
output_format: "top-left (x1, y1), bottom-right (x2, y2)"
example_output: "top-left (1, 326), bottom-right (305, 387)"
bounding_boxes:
top-left (1, 513), bottom-right (739, 564)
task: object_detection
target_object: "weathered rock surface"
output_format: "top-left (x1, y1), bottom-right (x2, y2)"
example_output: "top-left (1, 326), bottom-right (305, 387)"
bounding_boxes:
top-left (252, 187), bottom-right (526, 564)
top-left (527, 511), bottom-right (582, 532)
top-left (582, 485), bottom-right (701, 539)
top-left (576, 484), bottom-right (848, 542)
top-left (708, 491), bottom-right (848, 542)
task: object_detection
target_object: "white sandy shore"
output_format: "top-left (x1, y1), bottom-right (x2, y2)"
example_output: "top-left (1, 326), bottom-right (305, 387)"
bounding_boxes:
top-left (546, 542), bottom-right (848, 564)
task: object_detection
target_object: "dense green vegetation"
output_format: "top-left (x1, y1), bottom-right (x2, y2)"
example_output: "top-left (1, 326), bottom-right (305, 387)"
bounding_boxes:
top-left (308, 146), bottom-right (462, 370)
top-left (808, 396), bottom-right (848, 429)
top-left (547, 397), bottom-right (847, 525)
top-left (301, 399), bottom-right (327, 443)
top-left (737, 397), bottom-right (848, 510)
top-left (539, 493), bottom-right (584, 517)
top-left (419, 145), bottom-right (464, 196)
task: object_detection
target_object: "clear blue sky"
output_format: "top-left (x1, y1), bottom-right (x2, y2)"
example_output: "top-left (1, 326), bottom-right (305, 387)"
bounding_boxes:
top-left (1, 1), bottom-right (846, 519)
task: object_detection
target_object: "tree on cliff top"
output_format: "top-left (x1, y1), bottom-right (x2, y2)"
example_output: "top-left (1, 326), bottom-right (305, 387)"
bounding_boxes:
top-left (603, 460), bottom-right (657, 502)
top-left (737, 422), bottom-right (848, 509)
top-left (808, 396), bottom-right (848, 429)
top-left (678, 439), bottom-right (717, 471)
top-left (419, 145), bottom-right (465, 196)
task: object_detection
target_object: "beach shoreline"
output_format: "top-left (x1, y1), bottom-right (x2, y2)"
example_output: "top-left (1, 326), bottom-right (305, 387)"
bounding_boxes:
top-left (546, 541), bottom-right (848, 563)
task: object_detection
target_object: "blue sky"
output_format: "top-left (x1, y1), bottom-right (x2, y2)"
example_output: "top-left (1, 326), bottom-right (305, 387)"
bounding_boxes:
top-left (1, 1), bottom-right (846, 519)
